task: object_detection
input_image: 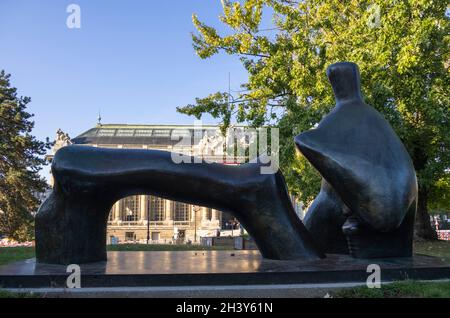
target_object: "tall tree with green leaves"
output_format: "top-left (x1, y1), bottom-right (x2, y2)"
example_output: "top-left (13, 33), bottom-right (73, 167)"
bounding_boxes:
top-left (0, 70), bottom-right (50, 241)
top-left (178, 0), bottom-right (449, 239)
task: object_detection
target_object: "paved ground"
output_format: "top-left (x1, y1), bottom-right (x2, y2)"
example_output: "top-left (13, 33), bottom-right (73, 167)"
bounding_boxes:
top-left (3, 282), bottom-right (369, 298)
top-left (2, 250), bottom-right (449, 276)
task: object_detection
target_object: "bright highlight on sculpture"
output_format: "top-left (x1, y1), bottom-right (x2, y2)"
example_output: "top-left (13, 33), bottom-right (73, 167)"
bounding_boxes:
top-left (35, 62), bottom-right (418, 264)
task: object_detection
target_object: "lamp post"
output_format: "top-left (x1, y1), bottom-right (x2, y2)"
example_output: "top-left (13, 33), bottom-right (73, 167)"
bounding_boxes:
top-left (193, 205), bottom-right (200, 243)
top-left (146, 199), bottom-right (150, 244)
top-left (172, 205), bottom-right (176, 244)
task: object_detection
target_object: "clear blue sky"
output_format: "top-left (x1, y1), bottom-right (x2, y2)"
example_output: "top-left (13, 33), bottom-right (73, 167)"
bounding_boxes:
top-left (0, 0), bottom-right (254, 143)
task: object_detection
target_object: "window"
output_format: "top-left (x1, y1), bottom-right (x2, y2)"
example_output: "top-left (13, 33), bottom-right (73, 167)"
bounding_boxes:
top-left (171, 129), bottom-right (191, 140)
top-left (108, 207), bottom-right (114, 221)
top-left (151, 232), bottom-right (160, 241)
top-left (147, 196), bottom-right (165, 221)
top-left (135, 129), bottom-right (153, 137)
top-left (173, 202), bottom-right (190, 221)
top-left (152, 129), bottom-right (171, 137)
top-left (97, 129), bottom-right (116, 137)
top-left (125, 232), bottom-right (135, 242)
top-left (116, 129), bottom-right (134, 137)
top-left (221, 211), bottom-right (234, 229)
top-left (177, 230), bottom-right (186, 241)
top-left (205, 208), bottom-right (212, 221)
top-left (121, 196), bottom-right (140, 221)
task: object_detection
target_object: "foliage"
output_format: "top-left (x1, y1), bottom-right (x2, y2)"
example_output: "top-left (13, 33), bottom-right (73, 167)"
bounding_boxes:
top-left (429, 173), bottom-right (450, 212)
top-left (0, 246), bottom-right (36, 265)
top-left (0, 290), bottom-right (39, 298)
top-left (179, 0), bottom-right (450, 237)
top-left (0, 71), bottom-right (50, 241)
top-left (333, 280), bottom-right (450, 298)
top-left (414, 240), bottom-right (450, 261)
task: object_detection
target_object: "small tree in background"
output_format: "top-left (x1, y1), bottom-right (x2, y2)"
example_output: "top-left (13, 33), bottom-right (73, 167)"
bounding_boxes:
top-left (0, 70), bottom-right (50, 241)
top-left (178, 0), bottom-right (449, 239)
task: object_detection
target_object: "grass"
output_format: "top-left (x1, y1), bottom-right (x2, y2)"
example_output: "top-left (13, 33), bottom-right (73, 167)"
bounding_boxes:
top-left (332, 240), bottom-right (450, 298)
top-left (0, 246), bottom-right (36, 266)
top-left (414, 240), bottom-right (450, 261)
top-left (0, 290), bottom-right (39, 298)
top-left (332, 280), bottom-right (450, 298)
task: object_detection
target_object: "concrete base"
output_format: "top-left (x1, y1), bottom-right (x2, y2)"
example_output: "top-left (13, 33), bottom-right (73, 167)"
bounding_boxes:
top-left (1, 250), bottom-right (450, 288)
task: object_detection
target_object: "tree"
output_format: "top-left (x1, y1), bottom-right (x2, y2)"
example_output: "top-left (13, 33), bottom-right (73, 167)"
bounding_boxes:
top-left (0, 70), bottom-right (50, 241)
top-left (429, 173), bottom-right (450, 214)
top-left (178, 0), bottom-right (449, 239)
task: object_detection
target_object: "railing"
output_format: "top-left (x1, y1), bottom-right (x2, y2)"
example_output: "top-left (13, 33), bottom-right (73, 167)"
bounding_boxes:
top-left (118, 221), bottom-right (140, 226)
top-left (107, 220), bottom-right (184, 227)
top-left (147, 221), bottom-right (165, 226)
top-left (173, 221), bottom-right (191, 226)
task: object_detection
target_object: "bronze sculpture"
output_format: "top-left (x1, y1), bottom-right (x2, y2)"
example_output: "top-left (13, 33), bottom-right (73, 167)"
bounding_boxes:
top-left (296, 62), bottom-right (417, 258)
top-left (35, 62), bottom-right (418, 264)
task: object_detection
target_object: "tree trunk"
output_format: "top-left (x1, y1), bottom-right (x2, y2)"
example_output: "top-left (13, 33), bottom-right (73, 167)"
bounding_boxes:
top-left (414, 186), bottom-right (438, 240)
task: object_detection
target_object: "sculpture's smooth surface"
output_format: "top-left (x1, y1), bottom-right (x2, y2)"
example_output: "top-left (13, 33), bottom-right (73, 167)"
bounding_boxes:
top-left (36, 146), bottom-right (324, 264)
top-left (296, 62), bottom-right (418, 258)
top-left (303, 180), bottom-right (348, 254)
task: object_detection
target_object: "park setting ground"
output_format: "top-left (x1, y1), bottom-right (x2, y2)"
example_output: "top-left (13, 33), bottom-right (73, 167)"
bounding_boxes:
top-left (1, 240), bottom-right (450, 298)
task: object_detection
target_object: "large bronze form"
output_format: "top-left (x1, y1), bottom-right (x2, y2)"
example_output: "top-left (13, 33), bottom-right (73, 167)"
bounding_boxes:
top-left (36, 147), bottom-right (324, 264)
top-left (36, 62), bottom-right (417, 264)
top-left (296, 62), bottom-right (418, 258)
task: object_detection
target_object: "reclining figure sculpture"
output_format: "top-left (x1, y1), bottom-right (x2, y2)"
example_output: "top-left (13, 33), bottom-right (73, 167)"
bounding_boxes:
top-left (35, 61), bottom-right (417, 264)
top-left (296, 62), bottom-right (418, 258)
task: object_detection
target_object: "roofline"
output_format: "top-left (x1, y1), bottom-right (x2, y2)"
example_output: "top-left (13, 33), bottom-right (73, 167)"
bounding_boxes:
top-left (94, 123), bottom-right (247, 129)
top-left (73, 123), bottom-right (250, 140)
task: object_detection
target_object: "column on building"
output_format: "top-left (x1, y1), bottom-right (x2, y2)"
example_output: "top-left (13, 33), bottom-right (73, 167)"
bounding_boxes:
top-left (114, 201), bottom-right (121, 222)
top-left (212, 209), bottom-right (220, 228)
top-left (190, 206), bottom-right (196, 222)
top-left (201, 207), bottom-right (208, 224)
top-left (211, 209), bottom-right (218, 222)
top-left (165, 199), bottom-right (172, 223)
top-left (140, 195), bottom-right (147, 223)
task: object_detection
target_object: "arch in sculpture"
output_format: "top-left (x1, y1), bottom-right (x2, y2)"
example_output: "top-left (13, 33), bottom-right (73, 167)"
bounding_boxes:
top-left (35, 145), bottom-right (324, 264)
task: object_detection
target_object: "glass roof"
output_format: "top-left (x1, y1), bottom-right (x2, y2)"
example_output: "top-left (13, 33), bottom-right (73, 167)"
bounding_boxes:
top-left (97, 129), bottom-right (116, 137)
top-left (76, 126), bottom-right (230, 141)
top-left (134, 129), bottom-right (153, 137)
top-left (116, 129), bottom-right (135, 137)
top-left (152, 129), bottom-right (172, 137)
